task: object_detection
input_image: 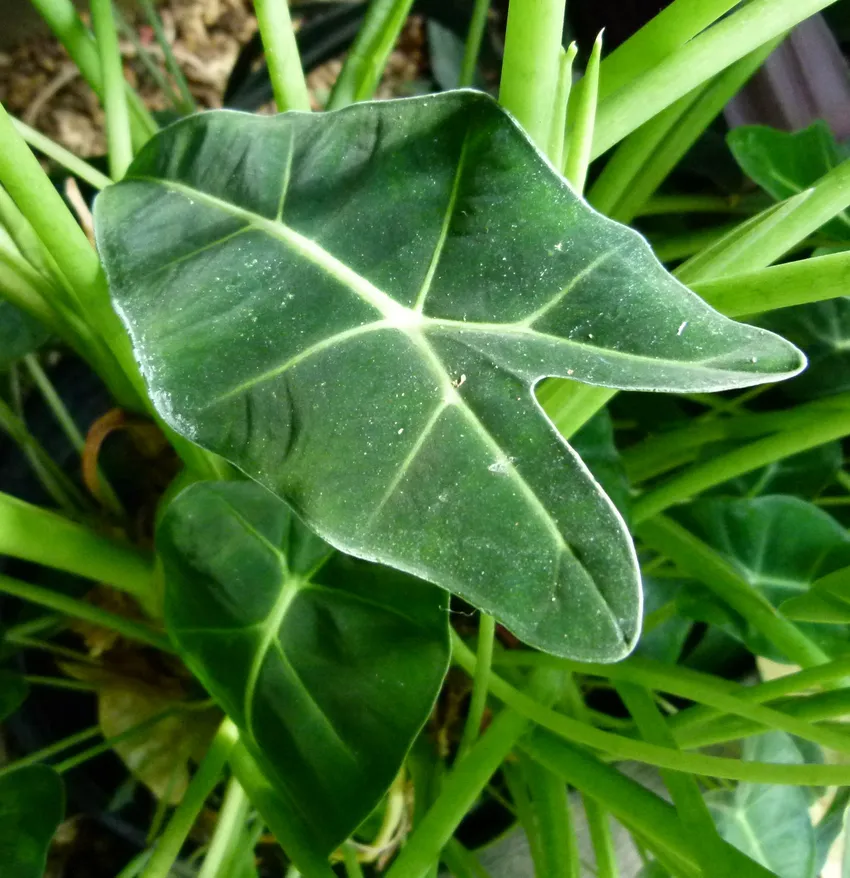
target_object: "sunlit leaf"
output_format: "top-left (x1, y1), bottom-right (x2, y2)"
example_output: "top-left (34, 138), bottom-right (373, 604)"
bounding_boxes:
top-left (0, 764), bottom-right (64, 878)
top-left (707, 732), bottom-right (817, 878)
top-left (677, 496), bottom-right (850, 659)
top-left (97, 90), bottom-right (802, 659)
top-left (158, 481), bottom-right (449, 854)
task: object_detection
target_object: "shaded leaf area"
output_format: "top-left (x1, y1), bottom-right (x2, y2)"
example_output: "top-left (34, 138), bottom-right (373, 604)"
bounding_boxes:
top-left (0, 300), bottom-right (49, 369)
top-left (158, 481), bottom-right (449, 854)
top-left (634, 575), bottom-right (692, 665)
top-left (782, 564), bottom-right (850, 625)
top-left (0, 670), bottom-right (28, 721)
top-left (760, 298), bottom-right (850, 400)
top-left (0, 764), bottom-right (64, 878)
top-left (727, 121), bottom-right (850, 241)
top-left (707, 732), bottom-right (818, 878)
top-left (97, 91), bottom-right (802, 659)
top-left (676, 496), bottom-right (850, 659)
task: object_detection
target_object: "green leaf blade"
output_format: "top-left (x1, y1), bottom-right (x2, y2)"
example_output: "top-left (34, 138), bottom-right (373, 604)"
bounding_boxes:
top-left (98, 91), bottom-right (804, 660)
top-left (0, 765), bottom-right (64, 878)
top-left (158, 481), bottom-right (450, 855)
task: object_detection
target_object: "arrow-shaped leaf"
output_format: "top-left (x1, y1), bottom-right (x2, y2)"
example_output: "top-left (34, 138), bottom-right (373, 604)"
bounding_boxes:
top-left (96, 90), bottom-right (804, 659)
top-left (157, 480), bottom-right (449, 854)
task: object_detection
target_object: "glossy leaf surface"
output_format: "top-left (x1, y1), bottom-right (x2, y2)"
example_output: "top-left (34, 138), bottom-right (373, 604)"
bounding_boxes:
top-left (158, 481), bottom-right (449, 853)
top-left (98, 90), bottom-right (803, 659)
top-left (0, 765), bottom-right (64, 878)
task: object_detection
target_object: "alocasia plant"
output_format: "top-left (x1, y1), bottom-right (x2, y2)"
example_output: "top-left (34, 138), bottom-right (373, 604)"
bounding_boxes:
top-left (96, 90), bottom-right (803, 661)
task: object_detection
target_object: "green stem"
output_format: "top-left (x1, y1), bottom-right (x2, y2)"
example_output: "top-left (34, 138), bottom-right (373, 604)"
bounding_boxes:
top-left (592, 0), bottom-right (839, 156)
top-left (637, 515), bottom-right (830, 668)
top-left (582, 796), bottom-right (618, 878)
top-left (639, 193), bottom-right (766, 217)
top-left (548, 44), bottom-right (577, 170)
top-left (23, 354), bottom-right (124, 515)
top-left (595, 0), bottom-right (739, 102)
top-left (11, 116), bottom-right (113, 190)
top-left (588, 88), bottom-right (702, 217)
top-left (633, 405), bottom-right (850, 524)
top-left (697, 243), bottom-right (850, 318)
top-left (90, 0), bottom-right (134, 178)
top-left (519, 753), bottom-right (579, 878)
top-left (0, 101), bottom-right (143, 409)
top-left (55, 708), bottom-right (178, 773)
top-left (29, 0), bottom-right (157, 146)
top-left (137, 0), bottom-right (196, 114)
top-left (495, 651), bottom-right (850, 753)
top-left (0, 724), bottom-right (100, 776)
top-left (342, 845), bottom-right (365, 878)
top-left (328, 0), bottom-right (415, 109)
top-left (0, 571), bottom-right (170, 651)
top-left (598, 41), bottom-right (777, 224)
top-left (0, 185), bottom-right (67, 290)
top-left (197, 775), bottom-right (251, 878)
top-left (458, 0), bottom-right (491, 88)
top-left (254, 0), bottom-right (311, 112)
top-left (385, 708), bottom-right (529, 878)
top-left (563, 32), bottom-right (602, 192)
top-left (0, 395), bottom-right (88, 514)
top-left (616, 682), bottom-right (728, 876)
top-left (452, 634), bottom-right (849, 783)
top-left (228, 741), bottom-right (337, 878)
top-left (456, 613), bottom-right (496, 761)
top-left (0, 490), bottom-right (153, 600)
top-left (24, 674), bottom-right (98, 692)
top-left (441, 839), bottom-right (491, 878)
top-left (498, 0), bottom-right (567, 150)
top-left (141, 719), bottom-right (238, 878)
top-left (521, 731), bottom-right (699, 877)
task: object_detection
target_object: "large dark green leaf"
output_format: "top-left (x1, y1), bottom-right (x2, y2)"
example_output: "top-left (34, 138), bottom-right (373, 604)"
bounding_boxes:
top-left (727, 121), bottom-right (850, 241)
top-left (706, 733), bottom-right (816, 878)
top-left (157, 481), bottom-right (450, 855)
top-left (0, 765), bottom-right (64, 878)
top-left (677, 496), bottom-right (850, 659)
top-left (97, 90), bottom-right (803, 660)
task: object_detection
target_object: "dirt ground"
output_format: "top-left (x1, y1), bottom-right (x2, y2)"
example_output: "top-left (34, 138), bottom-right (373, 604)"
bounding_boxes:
top-left (0, 0), bottom-right (426, 158)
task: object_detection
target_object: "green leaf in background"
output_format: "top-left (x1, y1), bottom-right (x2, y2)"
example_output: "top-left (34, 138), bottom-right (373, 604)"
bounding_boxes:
top-left (781, 564), bottom-right (850, 625)
top-left (711, 443), bottom-right (843, 499)
top-left (0, 670), bottom-right (28, 721)
top-left (727, 121), bottom-right (850, 241)
top-left (0, 764), bottom-right (64, 878)
top-left (635, 575), bottom-right (692, 664)
top-left (761, 298), bottom-right (850, 400)
top-left (707, 732), bottom-right (817, 878)
top-left (97, 90), bottom-right (803, 660)
top-left (158, 481), bottom-right (450, 855)
top-left (0, 300), bottom-right (49, 368)
top-left (677, 496), bottom-right (850, 659)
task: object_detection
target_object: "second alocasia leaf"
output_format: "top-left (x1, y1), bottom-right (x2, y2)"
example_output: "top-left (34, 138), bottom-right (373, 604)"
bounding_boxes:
top-left (157, 480), bottom-right (449, 854)
top-left (96, 90), bottom-right (804, 660)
